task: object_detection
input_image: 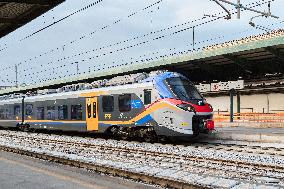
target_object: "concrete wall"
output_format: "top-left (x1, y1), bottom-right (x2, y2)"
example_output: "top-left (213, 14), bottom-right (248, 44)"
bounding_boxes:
top-left (206, 93), bottom-right (284, 113)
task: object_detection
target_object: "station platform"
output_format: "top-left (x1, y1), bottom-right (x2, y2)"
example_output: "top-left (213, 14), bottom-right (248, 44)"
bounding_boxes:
top-left (201, 126), bottom-right (284, 144)
top-left (0, 150), bottom-right (155, 189)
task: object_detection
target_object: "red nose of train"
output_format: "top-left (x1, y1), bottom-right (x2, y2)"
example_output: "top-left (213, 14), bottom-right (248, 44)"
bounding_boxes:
top-left (205, 120), bottom-right (214, 130)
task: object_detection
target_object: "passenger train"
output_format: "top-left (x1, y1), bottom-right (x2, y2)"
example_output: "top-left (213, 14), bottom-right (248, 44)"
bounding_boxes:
top-left (0, 71), bottom-right (214, 140)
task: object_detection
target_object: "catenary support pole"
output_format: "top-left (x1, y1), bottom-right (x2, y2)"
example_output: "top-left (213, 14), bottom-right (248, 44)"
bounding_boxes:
top-left (21, 96), bottom-right (25, 125)
top-left (192, 26), bottom-right (195, 50)
top-left (230, 89), bottom-right (234, 122)
top-left (15, 64), bottom-right (18, 88)
top-left (237, 0), bottom-right (240, 19)
top-left (237, 92), bottom-right (240, 119)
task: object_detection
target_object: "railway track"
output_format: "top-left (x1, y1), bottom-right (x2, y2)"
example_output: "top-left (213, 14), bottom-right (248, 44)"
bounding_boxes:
top-left (3, 128), bottom-right (284, 158)
top-left (3, 127), bottom-right (284, 155)
top-left (0, 129), bottom-right (284, 188)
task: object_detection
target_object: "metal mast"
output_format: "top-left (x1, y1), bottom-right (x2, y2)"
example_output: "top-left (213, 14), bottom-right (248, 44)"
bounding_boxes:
top-left (212, 0), bottom-right (279, 19)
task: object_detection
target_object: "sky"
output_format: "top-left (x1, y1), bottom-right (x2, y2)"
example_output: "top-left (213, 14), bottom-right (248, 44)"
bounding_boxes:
top-left (0, 0), bottom-right (283, 86)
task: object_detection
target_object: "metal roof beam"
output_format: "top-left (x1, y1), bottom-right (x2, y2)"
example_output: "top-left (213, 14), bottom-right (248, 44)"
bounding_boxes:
top-left (0, 0), bottom-right (65, 38)
top-left (265, 47), bottom-right (284, 60)
top-left (223, 54), bottom-right (253, 74)
top-left (197, 61), bottom-right (223, 80)
top-left (0, 0), bottom-right (50, 6)
top-left (223, 54), bottom-right (247, 63)
top-left (0, 17), bottom-right (23, 25)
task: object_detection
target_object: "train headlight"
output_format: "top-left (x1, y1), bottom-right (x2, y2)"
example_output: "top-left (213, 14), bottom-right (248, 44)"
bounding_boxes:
top-left (208, 104), bottom-right (213, 111)
top-left (176, 103), bottom-right (195, 112)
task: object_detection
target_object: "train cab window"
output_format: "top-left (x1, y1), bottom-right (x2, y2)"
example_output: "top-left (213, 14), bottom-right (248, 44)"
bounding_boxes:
top-left (166, 77), bottom-right (203, 102)
top-left (14, 105), bottom-right (21, 117)
top-left (71, 105), bottom-right (82, 120)
top-left (102, 96), bottom-right (114, 112)
top-left (36, 107), bottom-right (44, 120)
top-left (47, 106), bottom-right (56, 120)
top-left (144, 90), bottom-right (151, 105)
top-left (58, 105), bottom-right (68, 120)
top-left (118, 94), bottom-right (131, 112)
top-left (26, 104), bottom-right (33, 116)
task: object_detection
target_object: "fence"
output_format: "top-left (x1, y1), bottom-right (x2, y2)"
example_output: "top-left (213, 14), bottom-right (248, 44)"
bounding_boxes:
top-left (214, 112), bottom-right (284, 123)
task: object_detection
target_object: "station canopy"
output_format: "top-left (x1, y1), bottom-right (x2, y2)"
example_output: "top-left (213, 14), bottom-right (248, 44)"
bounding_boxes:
top-left (175, 31), bottom-right (284, 83)
top-left (0, 0), bottom-right (65, 38)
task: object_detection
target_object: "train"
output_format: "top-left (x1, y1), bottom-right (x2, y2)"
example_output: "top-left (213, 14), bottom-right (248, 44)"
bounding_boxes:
top-left (0, 71), bottom-right (214, 141)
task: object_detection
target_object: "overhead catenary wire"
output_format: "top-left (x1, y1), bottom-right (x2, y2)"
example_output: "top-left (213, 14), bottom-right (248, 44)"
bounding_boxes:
top-left (20, 0), bottom-right (104, 42)
top-left (22, 0), bottom-right (276, 84)
top-left (18, 0), bottom-right (271, 75)
top-left (15, 0), bottom-right (164, 68)
top-left (36, 34), bottom-right (283, 84)
top-left (28, 6), bottom-right (282, 85)
top-left (55, 0), bottom-right (273, 68)
top-left (5, 0), bottom-right (282, 85)
top-left (19, 0), bottom-right (271, 74)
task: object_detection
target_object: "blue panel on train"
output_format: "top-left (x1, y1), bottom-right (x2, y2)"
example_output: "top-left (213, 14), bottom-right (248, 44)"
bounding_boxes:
top-left (153, 72), bottom-right (176, 99)
top-left (131, 100), bottom-right (143, 108)
top-left (135, 114), bottom-right (152, 125)
top-left (153, 72), bottom-right (189, 99)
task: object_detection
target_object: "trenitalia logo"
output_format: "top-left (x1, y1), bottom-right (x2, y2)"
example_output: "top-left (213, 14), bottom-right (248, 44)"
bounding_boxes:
top-left (104, 114), bottom-right (112, 119)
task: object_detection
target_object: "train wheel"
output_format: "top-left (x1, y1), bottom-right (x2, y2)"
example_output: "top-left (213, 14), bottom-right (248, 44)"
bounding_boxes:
top-left (143, 131), bottom-right (157, 143)
top-left (192, 124), bottom-right (200, 137)
top-left (118, 127), bottom-right (130, 140)
top-left (109, 126), bottom-right (129, 140)
top-left (120, 135), bottom-right (128, 141)
top-left (138, 127), bottom-right (157, 143)
top-left (18, 124), bottom-right (30, 132)
top-left (157, 136), bottom-right (168, 143)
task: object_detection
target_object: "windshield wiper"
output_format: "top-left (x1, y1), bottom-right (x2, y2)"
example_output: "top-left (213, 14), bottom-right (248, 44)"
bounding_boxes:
top-left (176, 90), bottom-right (189, 100)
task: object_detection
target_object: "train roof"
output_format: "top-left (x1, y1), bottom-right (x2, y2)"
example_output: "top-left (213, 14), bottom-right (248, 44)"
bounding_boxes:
top-left (0, 70), bottom-right (187, 105)
top-left (0, 82), bottom-right (153, 105)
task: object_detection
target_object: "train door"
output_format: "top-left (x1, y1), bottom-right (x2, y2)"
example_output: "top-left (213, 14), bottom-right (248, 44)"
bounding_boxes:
top-left (86, 97), bottom-right (98, 131)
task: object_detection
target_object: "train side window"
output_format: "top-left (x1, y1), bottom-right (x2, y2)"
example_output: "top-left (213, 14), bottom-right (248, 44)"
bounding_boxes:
top-left (58, 105), bottom-right (68, 120)
top-left (26, 104), bottom-right (33, 116)
top-left (71, 105), bottom-right (82, 120)
top-left (4, 109), bottom-right (8, 119)
top-left (102, 96), bottom-right (114, 112)
top-left (14, 105), bottom-right (21, 117)
top-left (36, 107), bottom-right (44, 120)
top-left (144, 90), bottom-right (151, 105)
top-left (0, 109), bottom-right (4, 119)
top-left (5, 108), bottom-right (12, 119)
top-left (87, 103), bottom-right (91, 118)
top-left (118, 94), bottom-right (131, 112)
top-left (47, 106), bottom-right (55, 120)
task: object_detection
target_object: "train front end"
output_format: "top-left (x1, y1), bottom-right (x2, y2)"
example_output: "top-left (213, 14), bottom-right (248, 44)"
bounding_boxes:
top-left (151, 72), bottom-right (214, 138)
